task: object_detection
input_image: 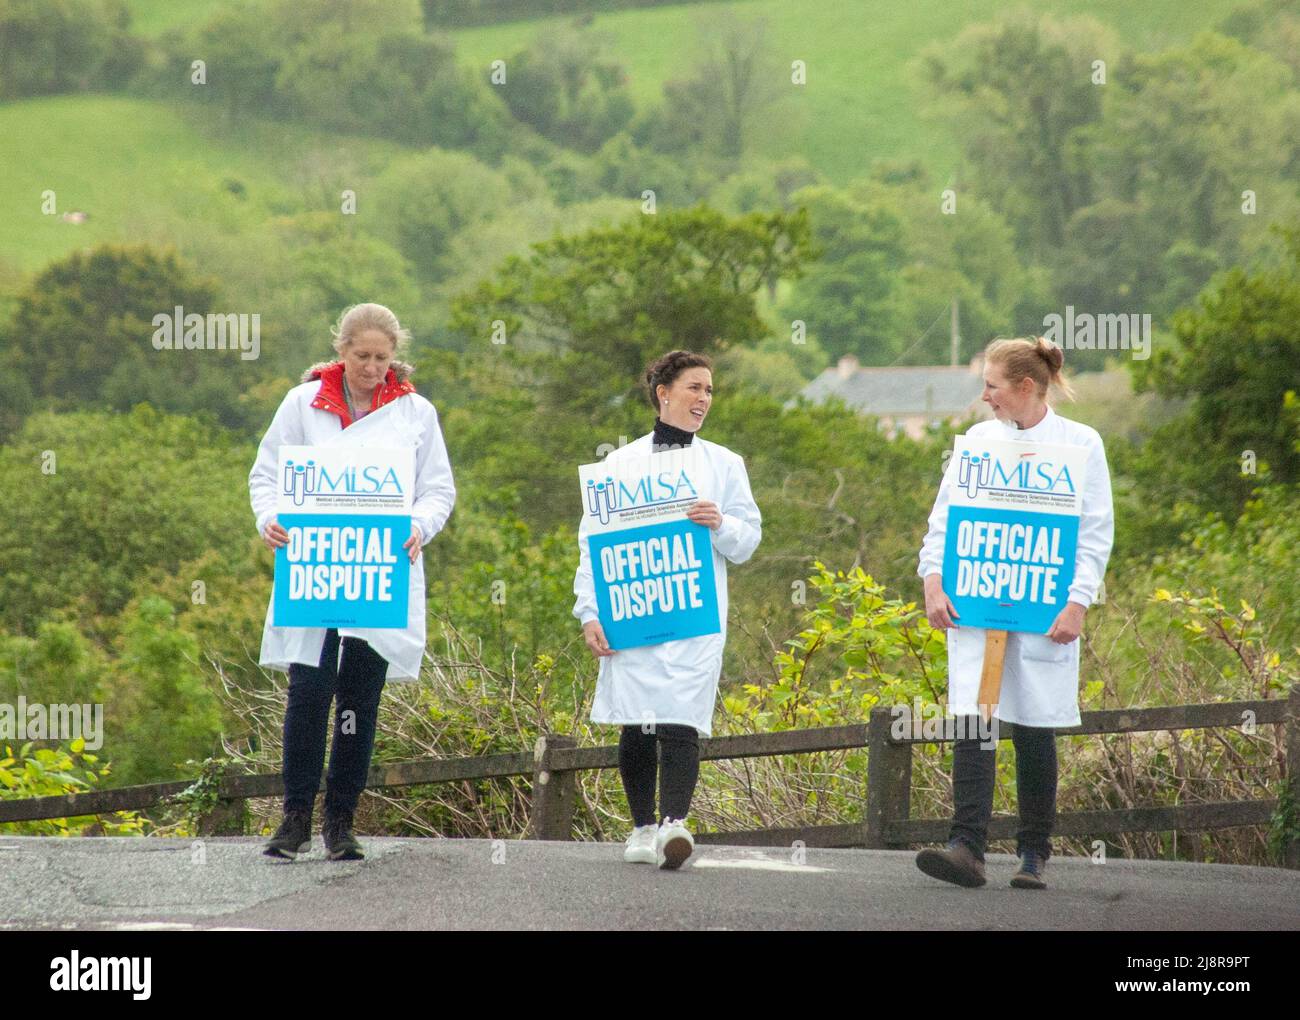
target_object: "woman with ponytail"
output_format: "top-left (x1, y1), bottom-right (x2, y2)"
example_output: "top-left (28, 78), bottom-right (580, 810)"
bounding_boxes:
top-left (572, 351), bottom-right (762, 870)
top-left (914, 336), bottom-right (1114, 889)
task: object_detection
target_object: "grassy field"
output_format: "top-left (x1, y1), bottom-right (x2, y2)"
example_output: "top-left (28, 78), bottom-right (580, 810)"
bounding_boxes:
top-left (124, 0), bottom-right (228, 36)
top-left (121, 0), bottom-right (1246, 185)
top-left (446, 0), bottom-right (1245, 184)
top-left (0, 95), bottom-right (403, 273)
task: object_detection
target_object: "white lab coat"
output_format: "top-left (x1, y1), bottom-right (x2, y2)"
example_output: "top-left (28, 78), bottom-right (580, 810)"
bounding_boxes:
top-left (248, 381), bottom-right (456, 680)
top-left (573, 433), bottom-right (762, 736)
top-left (918, 406), bottom-right (1114, 727)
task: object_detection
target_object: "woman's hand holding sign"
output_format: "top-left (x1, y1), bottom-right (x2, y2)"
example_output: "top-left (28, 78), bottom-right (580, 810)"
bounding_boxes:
top-left (1046, 601), bottom-right (1086, 644)
top-left (686, 499), bottom-right (723, 530)
top-left (582, 619), bottom-right (616, 658)
top-left (402, 522), bottom-right (423, 564)
top-left (924, 572), bottom-right (960, 630)
top-left (262, 519), bottom-right (288, 552)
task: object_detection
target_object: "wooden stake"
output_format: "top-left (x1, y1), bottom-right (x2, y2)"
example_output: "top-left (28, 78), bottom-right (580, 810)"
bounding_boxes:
top-left (977, 629), bottom-right (1008, 722)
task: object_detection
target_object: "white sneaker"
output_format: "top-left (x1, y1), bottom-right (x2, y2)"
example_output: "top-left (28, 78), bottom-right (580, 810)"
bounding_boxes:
top-left (655, 817), bottom-right (694, 870)
top-left (623, 823), bottom-right (658, 864)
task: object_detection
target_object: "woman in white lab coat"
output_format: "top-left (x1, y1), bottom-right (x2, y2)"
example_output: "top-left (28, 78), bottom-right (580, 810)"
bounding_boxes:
top-left (915, 336), bottom-right (1113, 890)
top-left (248, 303), bottom-right (456, 862)
top-left (573, 351), bottom-right (762, 870)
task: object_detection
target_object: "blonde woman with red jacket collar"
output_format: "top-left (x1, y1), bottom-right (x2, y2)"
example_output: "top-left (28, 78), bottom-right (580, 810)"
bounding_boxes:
top-left (249, 303), bottom-right (456, 862)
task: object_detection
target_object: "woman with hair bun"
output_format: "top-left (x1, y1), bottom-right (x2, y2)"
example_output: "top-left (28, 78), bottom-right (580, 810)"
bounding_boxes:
top-left (914, 336), bottom-right (1114, 890)
top-left (249, 303), bottom-right (456, 862)
top-left (573, 350), bottom-right (762, 870)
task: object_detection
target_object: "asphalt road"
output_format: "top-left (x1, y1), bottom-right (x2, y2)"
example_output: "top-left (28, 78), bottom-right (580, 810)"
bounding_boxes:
top-left (2, 836), bottom-right (1297, 930)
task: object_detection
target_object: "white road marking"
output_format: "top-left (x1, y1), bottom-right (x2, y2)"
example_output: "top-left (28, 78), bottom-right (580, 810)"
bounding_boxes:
top-left (693, 851), bottom-right (831, 873)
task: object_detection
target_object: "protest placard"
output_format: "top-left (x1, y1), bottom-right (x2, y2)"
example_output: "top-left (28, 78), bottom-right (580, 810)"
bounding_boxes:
top-left (942, 435), bottom-right (1088, 633)
top-left (579, 446), bottom-right (719, 649)
top-left (272, 445), bottom-right (414, 628)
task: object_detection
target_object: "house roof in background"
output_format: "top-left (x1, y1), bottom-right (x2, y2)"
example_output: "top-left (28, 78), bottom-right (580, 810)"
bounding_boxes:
top-left (802, 358), bottom-right (985, 415)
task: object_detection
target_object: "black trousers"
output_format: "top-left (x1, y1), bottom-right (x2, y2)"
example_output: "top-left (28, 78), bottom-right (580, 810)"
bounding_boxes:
top-left (618, 724), bottom-right (700, 827)
top-left (949, 719), bottom-right (1058, 860)
top-left (282, 629), bottom-right (388, 818)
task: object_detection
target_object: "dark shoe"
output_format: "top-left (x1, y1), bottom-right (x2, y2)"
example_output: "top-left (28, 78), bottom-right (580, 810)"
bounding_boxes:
top-left (1010, 850), bottom-right (1048, 889)
top-left (263, 808), bottom-right (312, 861)
top-left (323, 810), bottom-right (364, 861)
top-left (915, 839), bottom-right (987, 888)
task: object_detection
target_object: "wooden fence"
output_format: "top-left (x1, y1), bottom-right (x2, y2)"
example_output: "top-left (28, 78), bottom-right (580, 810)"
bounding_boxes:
top-left (3, 687), bottom-right (1296, 868)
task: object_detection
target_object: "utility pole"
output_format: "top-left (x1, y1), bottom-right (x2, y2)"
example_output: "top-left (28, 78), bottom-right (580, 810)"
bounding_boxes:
top-left (950, 295), bottom-right (960, 366)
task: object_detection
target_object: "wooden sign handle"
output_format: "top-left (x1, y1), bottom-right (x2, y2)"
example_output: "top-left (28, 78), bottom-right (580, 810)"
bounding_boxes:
top-left (977, 629), bottom-right (1008, 722)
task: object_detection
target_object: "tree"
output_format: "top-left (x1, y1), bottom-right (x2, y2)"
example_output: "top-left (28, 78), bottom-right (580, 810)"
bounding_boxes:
top-left (1127, 224), bottom-right (1300, 520)
top-left (0, 405), bottom-right (254, 634)
top-left (0, 244), bottom-right (256, 422)
top-left (498, 25), bottom-right (634, 153)
top-left (0, 0), bottom-right (138, 99)
top-left (101, 596), bottom-right (224, 785)
top-left (636, 13), bottom-right (783, 160)
top-left (1076, 31), bottom-right (1300, 318)
top-left (369, 150), bottom-right (515, 286)
top-left (917, 14), bottom-right (1114, 254)
top-left (449, 206), bottom-right (813, 412)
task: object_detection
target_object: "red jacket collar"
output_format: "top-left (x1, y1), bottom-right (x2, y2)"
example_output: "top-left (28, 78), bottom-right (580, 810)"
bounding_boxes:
top-left (308, 361), bottom-right (416, 428)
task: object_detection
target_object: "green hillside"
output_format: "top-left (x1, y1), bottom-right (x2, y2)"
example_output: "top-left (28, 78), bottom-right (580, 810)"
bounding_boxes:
top-left (120, 0), bottom-right (1248, 185)
top-left (447, 0), bottom-right (1246, 183)
top-left (0, 95), bottom-right (402, 273)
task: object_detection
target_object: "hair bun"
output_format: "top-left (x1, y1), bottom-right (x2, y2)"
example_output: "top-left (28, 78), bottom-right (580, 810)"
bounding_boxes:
top-left (1035, 336), bottom-right (1064, 372)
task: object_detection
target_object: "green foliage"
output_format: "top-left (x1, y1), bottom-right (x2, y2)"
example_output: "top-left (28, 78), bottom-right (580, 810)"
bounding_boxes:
top-left (0, 0), bottom-right (142, 100)
top-left (449, 205), bottom-right (814, 411)
top-left (0, 621), bottom-right (105, 706)
top-left (780, 172), bottom-right (1049, 364)
top-left (1149, 588), bottom-right (1294, 697)
top-left (917, 13), bottom-right (1112, 255)
top-left (0, 739), bottom-right (145, 836)
top-left (0, 405), bottom-right (252, 634)
top-left (1128, 226), bottom-right (1300, 519)
top-left (151, 0), bottom-right (512, 153)
top-left (277, 213), bottom-right (420, 316)
top-left (722, 563), bottom-right (946, 732)
top-left (101, 596), bottom-right (224, 785)
top-left (369, 150), bottom-right (515, 286)
top-left (0, 243), bottom-right (263, 431)
top-left (165, 755), bottom-right (235, 836)
top-left (920, 13), bottom-right (1300, 328)
top-left (632, 13), bottom-right (783, 160)
top-left (1268, 776), bottom-right (1300, 866)
top-left (498, 25), bottom-right (634, 153)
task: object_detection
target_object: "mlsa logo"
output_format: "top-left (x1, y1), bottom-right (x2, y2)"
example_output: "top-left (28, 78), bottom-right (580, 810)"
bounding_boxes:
top-left (957, 450), bottom-right (1076, 500)
top-left (585, 468), bottom-right (698, 525)
top-left (282, 458), bottom-right (405, 506)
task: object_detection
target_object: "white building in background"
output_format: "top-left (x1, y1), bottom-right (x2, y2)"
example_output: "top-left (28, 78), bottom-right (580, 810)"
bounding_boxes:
top-left (800, 354), bottom-right (991, 439)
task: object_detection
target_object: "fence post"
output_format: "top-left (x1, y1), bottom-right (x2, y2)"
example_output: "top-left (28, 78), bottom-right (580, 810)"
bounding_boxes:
top-left (530, 733), bottom-right (577, 840)
top-left (865, 706), bottom-right (911, 849)
top-left (1286, 685), bottom-right (1300, 870)
top-left (197, 798), bottom-right (248, 837)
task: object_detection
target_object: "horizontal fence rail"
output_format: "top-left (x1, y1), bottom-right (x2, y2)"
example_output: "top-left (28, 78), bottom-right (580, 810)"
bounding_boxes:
top-left (3, 688), bottom-right (1296, 868)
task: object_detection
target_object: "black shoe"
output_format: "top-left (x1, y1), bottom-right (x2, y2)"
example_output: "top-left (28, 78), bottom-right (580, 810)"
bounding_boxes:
top-left (1010, 850), bottom-right (1048, 889)
top-left (323, 810), bottom-right (364, 861)
top-left (264, 808), bottom-right (312, 861)
top-left (915, 839), bottom-right (987, 888)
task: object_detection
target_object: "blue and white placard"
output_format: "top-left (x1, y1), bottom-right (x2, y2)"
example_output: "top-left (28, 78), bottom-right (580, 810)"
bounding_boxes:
top-left (273, 445), bottom-right (414, 628)
top-left (579, 447), bottom-right (720, 649)
top-left (941, 436), bottom-right (1087, 633)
